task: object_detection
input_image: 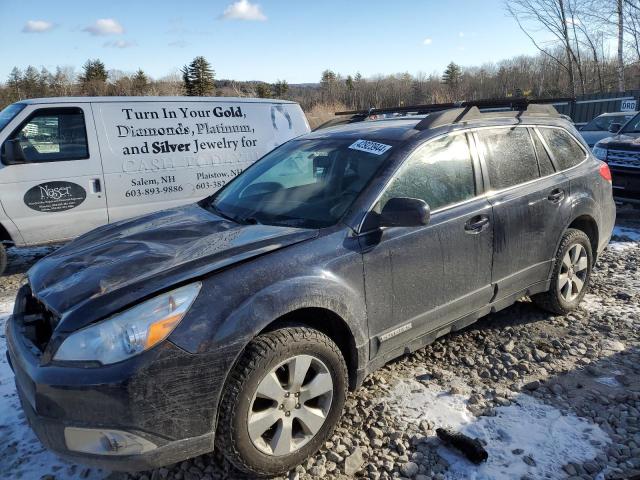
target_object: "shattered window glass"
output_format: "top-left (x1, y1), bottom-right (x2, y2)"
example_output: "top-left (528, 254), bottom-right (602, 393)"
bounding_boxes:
top-left (380, 133), bottom-right (475, 211)
top-left (477, 127), bottom-right (539, 190)
top-left (539, 127), bottom-right (586, 171)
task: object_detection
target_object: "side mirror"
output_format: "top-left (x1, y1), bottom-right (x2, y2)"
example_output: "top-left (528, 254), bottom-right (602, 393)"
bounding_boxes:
top-left (609, 123), bottom-right (622, 134)
top-left (1, 139), bottom-right (26, 165)
top-left (379, 197), bottom-right (430, 228)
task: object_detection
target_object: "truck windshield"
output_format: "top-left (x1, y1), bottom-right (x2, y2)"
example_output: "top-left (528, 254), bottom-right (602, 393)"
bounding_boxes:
top-left (620, 112), bottom-right (640, 133)
top-left (208, 138), bottom-right (394, 229)
top-left (582, 114), bottom-right (633, 132)
top-left (0, 103), bottom-right (26, 132)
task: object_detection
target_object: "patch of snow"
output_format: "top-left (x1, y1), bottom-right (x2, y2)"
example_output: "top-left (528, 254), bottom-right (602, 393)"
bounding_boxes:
top-left (388, 379), bottom-right (610, 480)
top-left (0, 310), bottom-right (107, 479)
top-left (580, 293), bottom-right (603, 312)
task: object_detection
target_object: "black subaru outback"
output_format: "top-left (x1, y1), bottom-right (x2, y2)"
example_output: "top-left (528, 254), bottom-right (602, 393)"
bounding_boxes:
top-left (6, 103), bottom-right (615, 476)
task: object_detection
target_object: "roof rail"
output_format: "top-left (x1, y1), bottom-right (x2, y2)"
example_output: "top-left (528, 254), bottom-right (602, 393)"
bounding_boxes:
top-left (414, 102), bottom-right (563, 130)
top-left (334, 96), bottom-right (574, 118)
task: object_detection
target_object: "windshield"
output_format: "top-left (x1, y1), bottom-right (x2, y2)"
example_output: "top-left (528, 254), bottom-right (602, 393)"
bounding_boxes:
top-left (0, 103), bottom-right (26, 131)
top-left (582, 114), bottom-right (634, 132)
top-left (208, 138), bottom-right (395, 228)
top-left (620, 112), bottom-right (640, 133)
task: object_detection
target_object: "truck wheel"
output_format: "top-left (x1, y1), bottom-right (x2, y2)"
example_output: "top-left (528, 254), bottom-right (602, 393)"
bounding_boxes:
top-left (217, 327), bottom-right (348, 476)
top-left (0, 243), bottom-right (7, 276)
top-left (532, 228), bottom-right (593, 315)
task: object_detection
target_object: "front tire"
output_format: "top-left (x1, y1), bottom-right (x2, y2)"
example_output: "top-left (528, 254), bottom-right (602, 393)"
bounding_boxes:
top-left (216, 327), bottom-right (348, 477)
top-left (532, 228), bottom-right (593, 315)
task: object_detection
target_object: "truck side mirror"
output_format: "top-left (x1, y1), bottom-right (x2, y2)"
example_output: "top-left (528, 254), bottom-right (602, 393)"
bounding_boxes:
top-left (1, 139), bottom-right (27, 165)
top-left (379, 197), bottom-right (430, 228)
top-left (608, 123), bottom-right (622, 134)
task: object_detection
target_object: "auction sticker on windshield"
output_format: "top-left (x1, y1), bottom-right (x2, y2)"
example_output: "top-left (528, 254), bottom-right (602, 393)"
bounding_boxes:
top-left (349, 139), bottom-right (392, 155)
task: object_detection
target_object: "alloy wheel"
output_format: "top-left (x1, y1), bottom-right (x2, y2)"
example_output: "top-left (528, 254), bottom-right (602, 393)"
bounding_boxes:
top-left (558, 243), bottom-right (588, 302)
top-left (247, 354), bottom-right (334, 456)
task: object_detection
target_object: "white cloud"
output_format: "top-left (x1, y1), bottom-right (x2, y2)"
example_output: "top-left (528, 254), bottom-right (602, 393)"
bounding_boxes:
top-left (458, 31), bottom-right (465, 38)
top-left (83, 18), bottom-right (124, 36)
top-left (103, 39), bottom-right (136, 48)
top-left (220, 0), bottom-right (267, 21)
top-left (22, 20), bottom-right (55, 33)
top-left (423, 37), bottom-right (433, 45)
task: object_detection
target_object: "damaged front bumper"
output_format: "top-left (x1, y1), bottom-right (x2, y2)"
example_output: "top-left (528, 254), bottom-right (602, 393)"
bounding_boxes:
top-left (5, 313), bottom-right (226, 471)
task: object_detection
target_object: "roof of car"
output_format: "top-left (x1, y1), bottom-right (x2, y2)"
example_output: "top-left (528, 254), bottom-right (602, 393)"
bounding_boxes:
top-left (305, 118), bottom-right (423, 142)
top-left (17, 96), bottom-right (298, 105)
top-left (597, 111), bottom-right (636, 117)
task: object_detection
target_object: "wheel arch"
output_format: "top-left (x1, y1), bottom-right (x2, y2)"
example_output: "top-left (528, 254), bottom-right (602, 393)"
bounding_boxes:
top-left (0, 222), bottom-right (14, 244)
top-left (259, 307), bottom-right (360, 391)
top-left (567, 214), bottom-right (599, 258)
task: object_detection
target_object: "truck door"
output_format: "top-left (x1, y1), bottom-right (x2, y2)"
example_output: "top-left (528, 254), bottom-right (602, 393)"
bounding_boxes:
top-left (0, 104), bottom-right (107, 245)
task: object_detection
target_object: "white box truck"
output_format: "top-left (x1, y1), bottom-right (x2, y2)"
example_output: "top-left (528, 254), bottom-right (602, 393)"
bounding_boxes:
top-left (0, 97), bottom-right (310, 274)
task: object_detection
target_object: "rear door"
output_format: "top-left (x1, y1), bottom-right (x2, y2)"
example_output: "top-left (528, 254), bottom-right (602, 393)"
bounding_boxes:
top-left (0, 104), bottom-right (107, 245)
top-left (362, 132), bottom-right (493, 359)
top-left (475, 126), bottom-right (570, 300)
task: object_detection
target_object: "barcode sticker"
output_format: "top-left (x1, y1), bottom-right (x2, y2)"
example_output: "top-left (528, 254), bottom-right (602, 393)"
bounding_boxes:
top-left (349, 139), bottom-right (392, 156)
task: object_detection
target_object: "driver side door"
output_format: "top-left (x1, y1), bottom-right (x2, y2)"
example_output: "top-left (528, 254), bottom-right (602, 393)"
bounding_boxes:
top-left (360, 132), bottom-right (493, 363)
top-left (0, 104), bottom-right (107, 245)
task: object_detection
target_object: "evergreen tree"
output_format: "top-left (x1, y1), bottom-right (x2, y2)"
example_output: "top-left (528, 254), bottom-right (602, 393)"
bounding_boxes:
top-left (132, 69), bottom-right (150, 95)
top-left (79, 59), bottom-right (108, 95)
top-left (272, 79), bottom-right (289, 98)
top-left (441, 62), bottom-right (462, 100)
top-left (255, 83), bottom-right (271, 98)
top-left (442, 62), bottom-right (462, 88)
top-left (22, 66), bottom-right (40, 97)
top-left (182, 56), bottom-right (215, 96)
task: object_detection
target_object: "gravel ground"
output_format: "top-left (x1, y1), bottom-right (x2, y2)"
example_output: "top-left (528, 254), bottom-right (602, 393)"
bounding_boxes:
top-left (0, 209), bottom-right (638, 480)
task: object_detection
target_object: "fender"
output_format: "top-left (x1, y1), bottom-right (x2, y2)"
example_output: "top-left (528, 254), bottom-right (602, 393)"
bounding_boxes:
top-left (552, 194), bottom-right (599, 264)
top-left (170, 273), bottom-right (369, 379)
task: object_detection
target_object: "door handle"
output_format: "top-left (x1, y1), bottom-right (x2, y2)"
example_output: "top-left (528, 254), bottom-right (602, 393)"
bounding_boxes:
top-left (92, 178), bottom-right (102, 193)
top-left (464, 215), bottom-right (490, 234)
top-left (547, 188), bottom-right (565, 203)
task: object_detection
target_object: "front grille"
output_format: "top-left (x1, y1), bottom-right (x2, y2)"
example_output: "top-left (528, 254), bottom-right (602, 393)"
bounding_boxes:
top-left (607, 149), bottom-right (640, 168)
top-left (15, 285), bottom-right (57, 353)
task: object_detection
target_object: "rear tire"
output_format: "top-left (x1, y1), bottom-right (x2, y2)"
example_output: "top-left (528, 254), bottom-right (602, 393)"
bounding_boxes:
top-left (216, 326), bottom-right (348, 477)
top-left (0, 243), bottom-right (7, 277)
top-left (532, 228), bottom-right (593, 315)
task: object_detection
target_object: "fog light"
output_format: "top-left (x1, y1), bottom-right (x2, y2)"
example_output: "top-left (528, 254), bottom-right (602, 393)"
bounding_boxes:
top-left (64, 427), bottom-right (157, 456)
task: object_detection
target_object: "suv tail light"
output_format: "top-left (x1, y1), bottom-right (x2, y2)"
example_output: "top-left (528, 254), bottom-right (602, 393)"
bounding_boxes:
top-left (599, 162), bottom-right (612, 182)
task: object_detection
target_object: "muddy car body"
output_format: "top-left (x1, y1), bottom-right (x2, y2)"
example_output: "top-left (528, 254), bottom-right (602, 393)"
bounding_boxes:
top-left (6, 104), bottom-right (616, 476)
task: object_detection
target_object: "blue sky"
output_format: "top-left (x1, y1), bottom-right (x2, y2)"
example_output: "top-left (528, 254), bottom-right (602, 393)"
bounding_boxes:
top-left (0, 0), bottom-right (539, 83)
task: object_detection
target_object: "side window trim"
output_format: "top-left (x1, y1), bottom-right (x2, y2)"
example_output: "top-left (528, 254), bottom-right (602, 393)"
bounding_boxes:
top-left (531, 127), bottom-right (560, 173)
top-left (2, 107), bottom-right (90, 164)
top-left (357, 130), bottom-right (482, 234)
top-left (536, 125), bottom-right (588, 173)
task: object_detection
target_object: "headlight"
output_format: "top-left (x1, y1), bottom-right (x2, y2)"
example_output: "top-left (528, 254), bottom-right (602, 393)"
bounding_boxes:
top-left (592, 145), bottom-right (607, 160)
top-left (54, 283), bottom-right (201, 364)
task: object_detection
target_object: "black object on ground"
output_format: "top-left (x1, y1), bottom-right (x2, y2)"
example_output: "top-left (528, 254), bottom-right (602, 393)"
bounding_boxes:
top-left (436, 428), bottom-right (489, 464)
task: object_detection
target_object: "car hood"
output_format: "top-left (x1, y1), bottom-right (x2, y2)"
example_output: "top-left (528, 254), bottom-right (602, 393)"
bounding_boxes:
top-left (596, 132), bottom-right (640, 149)
top-left (28, 204), bottom-right (318, 330)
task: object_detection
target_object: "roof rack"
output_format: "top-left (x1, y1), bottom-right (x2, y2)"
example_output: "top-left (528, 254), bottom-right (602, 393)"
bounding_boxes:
top-left (334, 97), bottom-right (574, 117)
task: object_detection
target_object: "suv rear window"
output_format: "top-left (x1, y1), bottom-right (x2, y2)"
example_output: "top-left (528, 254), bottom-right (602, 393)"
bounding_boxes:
top-left (539, 128), bottom-right (585, 171)
top-left (477, 127), bottom-right (539, 190)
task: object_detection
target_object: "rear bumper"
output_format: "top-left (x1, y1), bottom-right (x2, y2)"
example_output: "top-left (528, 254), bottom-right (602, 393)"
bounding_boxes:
top-left (5, 313), bottom-right (224, 471)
